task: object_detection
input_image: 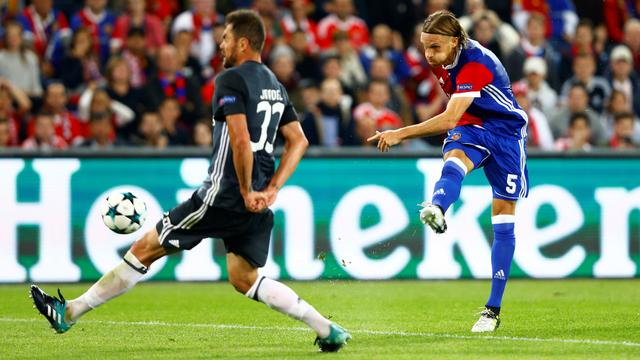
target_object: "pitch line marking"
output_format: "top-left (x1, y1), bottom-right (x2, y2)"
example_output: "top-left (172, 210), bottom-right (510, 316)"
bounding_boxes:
top-left (1, 317), bottom-right (639, 348)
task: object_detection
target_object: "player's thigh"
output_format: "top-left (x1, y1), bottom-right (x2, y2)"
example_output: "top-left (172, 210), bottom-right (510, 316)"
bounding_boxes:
top-left (483, 137), bottom-right (529, 201)
top-left (223, 211), bottom-right (274, 269)
top-left (442, 126), bottom-right (491, 171)
top-left (155, 191), bottom-right (210, 251)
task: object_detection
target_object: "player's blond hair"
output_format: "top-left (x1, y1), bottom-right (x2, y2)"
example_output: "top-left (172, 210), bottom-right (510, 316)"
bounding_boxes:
top-left (422, 10), bottom-right (468, 49)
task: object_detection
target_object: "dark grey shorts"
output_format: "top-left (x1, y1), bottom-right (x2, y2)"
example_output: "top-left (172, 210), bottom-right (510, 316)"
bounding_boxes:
top-left (155, 191), bottom-right (274, 268)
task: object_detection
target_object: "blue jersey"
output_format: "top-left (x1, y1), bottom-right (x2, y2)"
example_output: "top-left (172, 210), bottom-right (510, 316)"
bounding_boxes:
top-left (432, 39), bottom-right (528, 139)
top-left (434, 40), bottom-right (529, 200)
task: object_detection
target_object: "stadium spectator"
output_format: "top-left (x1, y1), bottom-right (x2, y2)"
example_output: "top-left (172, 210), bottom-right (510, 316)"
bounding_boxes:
top-left (353, 80), bottom-right (403, 146)
top-left (512, 81), bottom-right (554, 150)
top-left (603, 0), bottom-right (639, 43)
top-left (192, 119), bottom-right (212, 147)
top-left (144, 45), bottom-right (204, 125)
top-left (560, 53), bottom-right (611, 114)
top-left (610, 112), bottom-right (637, 149)
top-left (459, 1), bottom-right (519, 56)
top-left (320, 53), bottom-right (355, 102)
top-left (253, 0), bottom-right (284, 56)
top-left (79, 86), bottom-right (135, 136)
top-left (505, 12), bottom-right (560, 89)
top-left (602, 90), bottom-right (640, 143)
top-left (606, 45), bottom-right (640, 117)
top-left (270, 45), bottom-right (302, 110)
top-left (120, 27), bottom-right (155, 89)
top-left (132, 111), bottom-right (168, 148)
top-left (470, 10), bottom-right (503, 60)
top-left (0, 117), bottom-right (10, 147)
top-left (288, 29), bottom-right (320, 81)
top-left (317, 0), bottom-right (369, 50)
top-left (301, 78), bottom-right (356, 147)
top-left (77, 110), bottom-right (121, 148)
top-left (158, 97), bottom-right (189, 145)
top-left (105, 56), bottom-right (145, 137)
top-left (622, 19), bottom-right (640, 73)
top-left (512, 0), bottom-right (579, 45)
top-left (424, 0), bottom-right (451, 16)
top-left (521, 56), bottom-right (558, 121)
top-left (172, 30), bottom-right (204, 83)
top-left (554, 112), bottom-right (593, 151)
top-left (36, 82), bottom-right (85, 145)
top-left (111, 0), bottom-right (165, 56)
top-left (360, 24), bottom-right (410, 84)
top-left (70, 0), bottom-right (117, 65)
top-left (171, 0), bottom-right (224, 68)
top-left (146, 0), bottom-right (180, 30)
top-left (18, 0), bottom-right (71, 69)
top-left (280, 0), bottom-right (319, 55)
top-left (559, 19), bottom-right (608, 85)
top-left (332, 30), bottom-right (367, 92)
top-left (0, 21), bottom-right (43, 98)
top-left (58, 27), bottom-right (104, 94)
top-left (369, 56), bottom-right (412, 126)
top-left (22, 112), bottom-right (68, 149)
top-left (549, 82), bottom-right (607, 144)
top-left (0, 78), bottom-right (31, 146)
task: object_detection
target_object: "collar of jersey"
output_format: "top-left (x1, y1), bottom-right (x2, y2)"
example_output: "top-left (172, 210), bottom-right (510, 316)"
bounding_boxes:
top-left (443, 47), bottom-right (462, 70)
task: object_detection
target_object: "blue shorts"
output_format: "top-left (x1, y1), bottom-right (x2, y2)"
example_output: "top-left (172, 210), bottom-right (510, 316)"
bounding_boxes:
top-left (442, 125), bottom-right (529, 201)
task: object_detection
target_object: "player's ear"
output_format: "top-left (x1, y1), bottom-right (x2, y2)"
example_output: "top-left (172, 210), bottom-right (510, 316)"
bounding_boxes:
top-left (451, 36), bottom-right (459, 49)
top-left (239, 37), bottom-right (250, 53)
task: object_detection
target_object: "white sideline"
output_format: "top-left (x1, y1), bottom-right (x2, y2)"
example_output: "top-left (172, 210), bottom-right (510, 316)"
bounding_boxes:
top-left (1, 317), bottom-right (639, 348)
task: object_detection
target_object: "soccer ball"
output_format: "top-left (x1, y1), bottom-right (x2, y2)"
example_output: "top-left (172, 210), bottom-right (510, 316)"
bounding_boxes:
top-left (101, 191), bottom-right (147, 234)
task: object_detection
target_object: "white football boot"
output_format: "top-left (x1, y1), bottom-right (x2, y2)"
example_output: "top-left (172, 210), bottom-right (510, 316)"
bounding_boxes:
top-left (419, 203), bottom-right (447, 233)
top-left (471, 308), bottom-right (501, 333)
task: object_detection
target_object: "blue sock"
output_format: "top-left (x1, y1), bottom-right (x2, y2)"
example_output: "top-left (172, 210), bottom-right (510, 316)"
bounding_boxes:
top-left (486, 215), bottom-right (516, 309)
top-left (431, 159), bottom-right (466, 213)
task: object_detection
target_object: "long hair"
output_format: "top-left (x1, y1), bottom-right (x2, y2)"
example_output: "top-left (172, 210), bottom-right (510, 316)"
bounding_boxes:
top-left (422, 10), bottom-right (468, 49)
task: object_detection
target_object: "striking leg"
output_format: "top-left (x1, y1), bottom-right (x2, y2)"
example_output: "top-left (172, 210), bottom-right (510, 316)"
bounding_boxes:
top-left (30, 228), bottom-right (172, 332)
top-left (420, 149), bottom-right (474, 233)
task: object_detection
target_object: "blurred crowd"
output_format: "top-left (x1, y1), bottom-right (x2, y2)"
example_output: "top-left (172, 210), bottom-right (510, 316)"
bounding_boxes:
top-left (0, 0), bottom-right (639, 152)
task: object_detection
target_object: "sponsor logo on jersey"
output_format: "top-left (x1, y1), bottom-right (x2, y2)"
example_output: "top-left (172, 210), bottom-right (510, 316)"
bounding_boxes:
top-left (450, 132), bottom-right (461, 141)
top-left (457, 83), bottom-right (473, 91)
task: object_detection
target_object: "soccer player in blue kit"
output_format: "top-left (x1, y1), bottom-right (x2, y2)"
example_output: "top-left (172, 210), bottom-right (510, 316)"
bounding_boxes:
top-left (369, 10), bottom-right (529, 332)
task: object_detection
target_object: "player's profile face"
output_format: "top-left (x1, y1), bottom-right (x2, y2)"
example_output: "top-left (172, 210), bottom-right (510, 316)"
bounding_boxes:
top-left (420, 32), bottom-right (457, 67)
top-left (221, 24), bottom-right (238, 68)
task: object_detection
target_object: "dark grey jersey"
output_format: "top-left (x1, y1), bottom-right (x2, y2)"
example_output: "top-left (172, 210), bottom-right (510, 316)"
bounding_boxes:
top-left (196, 61), bottom-right (298, 212)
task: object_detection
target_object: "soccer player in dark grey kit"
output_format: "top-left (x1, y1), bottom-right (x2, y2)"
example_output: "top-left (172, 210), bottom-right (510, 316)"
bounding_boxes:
top-left (30, 9), bottom-right (351, 352)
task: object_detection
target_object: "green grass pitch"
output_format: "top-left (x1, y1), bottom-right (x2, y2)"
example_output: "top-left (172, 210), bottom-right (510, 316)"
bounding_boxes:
top-left (1, 280), bottom-right (639, 359)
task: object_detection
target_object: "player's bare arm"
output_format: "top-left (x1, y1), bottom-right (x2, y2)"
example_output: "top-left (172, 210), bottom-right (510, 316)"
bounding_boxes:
top-left (262, 121), bottom-right (309, 206)
top-left (227, 113), bottom-right (265, 212)
top-left (368, 96), bottom-right (474, 152)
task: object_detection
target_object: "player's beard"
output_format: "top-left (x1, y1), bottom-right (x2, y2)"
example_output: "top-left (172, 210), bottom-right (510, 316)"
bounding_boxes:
top-left (223, 45), bottom-right (238, 69)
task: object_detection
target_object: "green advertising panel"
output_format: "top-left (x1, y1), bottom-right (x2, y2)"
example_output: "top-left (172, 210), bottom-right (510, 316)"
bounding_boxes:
top-left (0, 156), bottom-right (638, 282)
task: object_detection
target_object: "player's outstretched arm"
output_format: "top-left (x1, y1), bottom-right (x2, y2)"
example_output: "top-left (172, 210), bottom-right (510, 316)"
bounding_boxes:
top-left (368, 96), bottom-right (474, 152)
top-left (227, 113), bottom-right (265, 212)
top-left (263, 121), bottom-right (309, 206)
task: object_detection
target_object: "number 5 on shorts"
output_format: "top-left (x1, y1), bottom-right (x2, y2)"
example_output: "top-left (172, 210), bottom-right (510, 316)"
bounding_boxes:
top-left (506, 174), bottom-right (518, 194)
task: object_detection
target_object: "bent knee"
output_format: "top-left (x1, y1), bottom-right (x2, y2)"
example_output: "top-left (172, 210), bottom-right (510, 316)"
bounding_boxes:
top-left (227, 269), bottom-right (257, 294)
